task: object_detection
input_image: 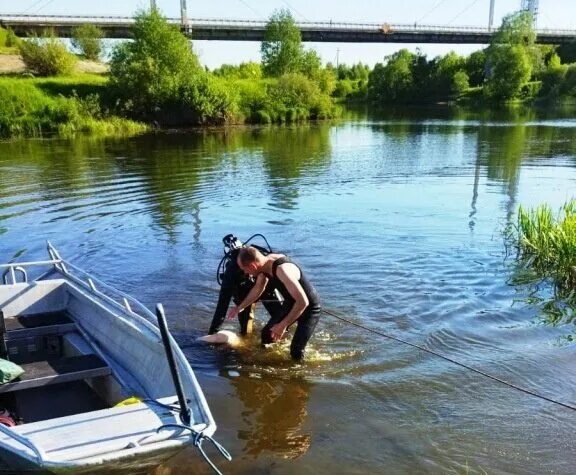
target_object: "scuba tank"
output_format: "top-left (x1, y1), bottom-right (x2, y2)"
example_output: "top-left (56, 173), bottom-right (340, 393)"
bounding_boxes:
top-left (216, 233), bottom-right (273, 286)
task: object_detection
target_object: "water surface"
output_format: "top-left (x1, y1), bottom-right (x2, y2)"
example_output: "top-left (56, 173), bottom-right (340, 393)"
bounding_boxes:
top-left (1, 107), bottom-right (575, 474)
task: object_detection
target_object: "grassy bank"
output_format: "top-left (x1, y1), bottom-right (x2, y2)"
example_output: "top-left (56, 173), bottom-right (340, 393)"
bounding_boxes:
top-left (0, 74), bottom-right (148, 138)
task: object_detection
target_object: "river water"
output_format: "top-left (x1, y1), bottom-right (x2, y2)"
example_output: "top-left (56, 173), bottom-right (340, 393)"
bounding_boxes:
top-left (0, 107), bottom-right (575, 474)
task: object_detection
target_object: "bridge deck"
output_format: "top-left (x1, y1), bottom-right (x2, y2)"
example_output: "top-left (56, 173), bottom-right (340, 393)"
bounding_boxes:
top-left (1, 14), bottom-right (575, 43)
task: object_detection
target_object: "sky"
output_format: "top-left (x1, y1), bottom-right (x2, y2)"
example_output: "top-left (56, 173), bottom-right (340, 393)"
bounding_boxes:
top-left (2, 0), bottom-right (576, 67)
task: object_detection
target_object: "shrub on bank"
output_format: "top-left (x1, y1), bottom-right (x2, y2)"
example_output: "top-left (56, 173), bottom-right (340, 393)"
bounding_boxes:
top-left (18, 35), bottom-right (77, 76)
top-left (71, 24), bottom-right (103, 61)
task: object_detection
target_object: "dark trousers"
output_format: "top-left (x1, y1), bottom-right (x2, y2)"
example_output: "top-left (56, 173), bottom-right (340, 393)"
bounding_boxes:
top-left (261, 305), bottom-right (321, 361)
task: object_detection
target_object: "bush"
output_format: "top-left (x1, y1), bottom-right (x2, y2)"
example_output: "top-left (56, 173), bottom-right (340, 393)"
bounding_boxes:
top-left (71, 24), bottom-right (103, 61)
top-left (267, 73), bottom-right (337, 121)
top-left (109, 9), bottom-right (234, 124)
top-left (519, 80), bottom-right (541, 99)
top-left (559, 64), bottom-right (576, 97)
top-left (539, 65), bottom-right (567, 97)
top-left (451, 71), bottom-right (469, 95)
top-left (18, 35), bottom-right (76, 76)
top-left (334, 79), bottom-right (354, 98)
top-left (5, 28), bottom-right (20, 47)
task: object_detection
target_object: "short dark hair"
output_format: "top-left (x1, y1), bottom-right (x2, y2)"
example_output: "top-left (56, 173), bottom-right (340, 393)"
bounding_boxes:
top-left (238, 246), bottom-right (259, 266)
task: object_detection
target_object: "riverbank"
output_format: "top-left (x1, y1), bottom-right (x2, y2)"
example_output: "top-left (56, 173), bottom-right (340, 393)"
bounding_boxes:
top-left (0, 73), bottom-right (148, 139)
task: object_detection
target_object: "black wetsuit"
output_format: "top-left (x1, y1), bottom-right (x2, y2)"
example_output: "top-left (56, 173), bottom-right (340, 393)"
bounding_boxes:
top-left (208, 248), bottom-right (283, 335)
top-left (261, 256), bottom-right (321, 361)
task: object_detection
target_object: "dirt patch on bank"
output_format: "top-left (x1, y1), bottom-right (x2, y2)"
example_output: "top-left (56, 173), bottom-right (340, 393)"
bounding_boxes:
top-left (0, 54), bottom-right (109, 74)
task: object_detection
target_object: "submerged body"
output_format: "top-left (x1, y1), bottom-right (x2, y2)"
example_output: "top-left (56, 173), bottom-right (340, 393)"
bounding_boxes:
top-left (197, 330), bottom-right (242, 347)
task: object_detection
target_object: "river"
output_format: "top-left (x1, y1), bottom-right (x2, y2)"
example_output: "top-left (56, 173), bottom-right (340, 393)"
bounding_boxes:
top-left (0, 106), bottom-right (575, 474)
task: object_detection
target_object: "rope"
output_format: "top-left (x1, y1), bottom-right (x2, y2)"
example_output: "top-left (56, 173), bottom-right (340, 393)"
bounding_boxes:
top-left (157, 424), bottom-right (232, 475)
top-left (320, 308), bottom-right (576, 412)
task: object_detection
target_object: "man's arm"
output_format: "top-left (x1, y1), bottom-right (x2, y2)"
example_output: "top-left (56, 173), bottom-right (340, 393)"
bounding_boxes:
top-left (227, 273), bottom-right (269, 320)
top-left (269, 263), bottom-right (309, 342)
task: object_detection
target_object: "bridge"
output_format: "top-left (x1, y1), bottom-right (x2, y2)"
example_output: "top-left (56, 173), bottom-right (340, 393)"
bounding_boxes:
top-left (1, 14), bottom-right (576, 44)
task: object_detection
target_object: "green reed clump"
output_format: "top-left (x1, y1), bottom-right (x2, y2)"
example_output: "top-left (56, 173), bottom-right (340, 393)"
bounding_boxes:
top-left (515, 200), bottom-right (576, 321)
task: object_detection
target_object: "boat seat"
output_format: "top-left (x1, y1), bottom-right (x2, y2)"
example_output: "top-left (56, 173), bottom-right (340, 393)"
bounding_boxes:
top-left (3, 311), bottom-right (76, 340)
top-left (0, 354), bottom-right (111, 394)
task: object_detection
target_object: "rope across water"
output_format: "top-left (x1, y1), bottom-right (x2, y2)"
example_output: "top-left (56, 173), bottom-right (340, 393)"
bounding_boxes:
top-left (320, 308), bottom-right (576, 412)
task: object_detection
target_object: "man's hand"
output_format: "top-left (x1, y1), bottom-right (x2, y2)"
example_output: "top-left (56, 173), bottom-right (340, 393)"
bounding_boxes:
top-left (227, 306), bottom-right (240, 320)
top-left (269, 322), bottom-right (287, 342)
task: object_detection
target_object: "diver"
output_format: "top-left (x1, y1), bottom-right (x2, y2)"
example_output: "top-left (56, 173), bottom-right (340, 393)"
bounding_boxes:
top-left (207, 234), bottom-right (284, 336)
top-left (231, 246), bottom-right (321, 361)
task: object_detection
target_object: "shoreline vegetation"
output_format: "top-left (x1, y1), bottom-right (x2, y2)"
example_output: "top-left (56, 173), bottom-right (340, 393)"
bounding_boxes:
top-left (511, 200), bottom-right (576, 326)
top-left (1, 9), bottom-right (576, 139)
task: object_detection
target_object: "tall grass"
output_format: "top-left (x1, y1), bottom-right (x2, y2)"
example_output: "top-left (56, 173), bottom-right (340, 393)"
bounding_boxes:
top-left (514, 200), bottom-right (576, 322)
top-left (0, 76), bottom-right (147, 138)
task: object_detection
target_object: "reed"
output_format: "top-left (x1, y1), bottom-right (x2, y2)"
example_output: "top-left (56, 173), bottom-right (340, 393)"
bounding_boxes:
top-left (515, 200), bottom-right (576, 320)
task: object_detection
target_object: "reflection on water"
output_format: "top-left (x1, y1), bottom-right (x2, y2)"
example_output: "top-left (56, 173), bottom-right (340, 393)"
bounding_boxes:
top-left (1, 106), bottom-right (576, 474)
top-left (232, 374), bottom-right (311, 460)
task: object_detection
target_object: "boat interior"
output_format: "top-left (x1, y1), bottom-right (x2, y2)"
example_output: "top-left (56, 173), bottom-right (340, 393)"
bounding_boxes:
top-left (0, 281), bottom-right (129, 426)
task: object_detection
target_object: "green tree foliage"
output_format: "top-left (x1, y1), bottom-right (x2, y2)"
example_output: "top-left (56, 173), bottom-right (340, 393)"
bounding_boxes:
top-left (452, 71), bottom-right (469, 95)
top-left (430, 51), bottom-right (466, 97)
top-left (261, 9), bottom-right (304, 77)
top-left (485, 45), bottom-right (532, 100)
top-left (465, 49), bottom-right (486, 87)
top-left (71, 24), bottom-right (103, 61)
top-left (556, 40), bottom-right (576, 65)
top-left (559, 64), bottom-right (576, 96)
top-left (267, 73), bottom-right (336, 121)
top-left (492, 11), bottom-right (536, 46)
top-left (300, 49), bottom-right (322, 78)
top-left (109, 9), bottom-right (234, 124)
top-left (368, 49), bottom-right (415, 102)
top-left (485, 11), bottom-right (535, 101)
top-left (336, 63), bottom-right (370, 81)
top-left (212, 62), bottom-right (262, 80)
top-left (19, 34), bottom-right (76, 76)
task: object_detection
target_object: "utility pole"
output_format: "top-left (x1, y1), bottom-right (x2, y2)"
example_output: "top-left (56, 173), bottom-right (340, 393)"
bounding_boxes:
top-left (150, 0), bottom-right (157, 10)
top-left (488, 0), bottom-right (495, 31)
top-left (336, 48), bottom-right (340, 68)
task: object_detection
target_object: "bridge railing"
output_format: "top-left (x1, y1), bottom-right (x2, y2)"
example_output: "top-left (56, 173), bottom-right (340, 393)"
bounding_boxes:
top-left (1, 14), bottom-right (576, 36)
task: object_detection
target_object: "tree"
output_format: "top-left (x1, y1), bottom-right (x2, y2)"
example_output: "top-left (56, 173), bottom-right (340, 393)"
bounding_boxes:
top-left (109, 9), bottom-right (202, 117)
top-left (492, 11), bottom-right (536, 47)
top-left (465, 49), bottom-right (486, 87)
top-left (368, 49), bottom-right (415, 102)
top-left (451, 71), bottom-right (469, 95)
top-left (300, 49), bottom-right (322, 79)
top-left (557, 40), bottom-right (576, 65)
top-left (261, 9), bottom-right (304, 77)
top-left (485, 45), bottom-right (532, 100)
top-left (430, 51), bottom-right (466, 97)
top-left (71, 24), bottom-right (103, 61)
top-left (485, 11), bottom-right (535, 101)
